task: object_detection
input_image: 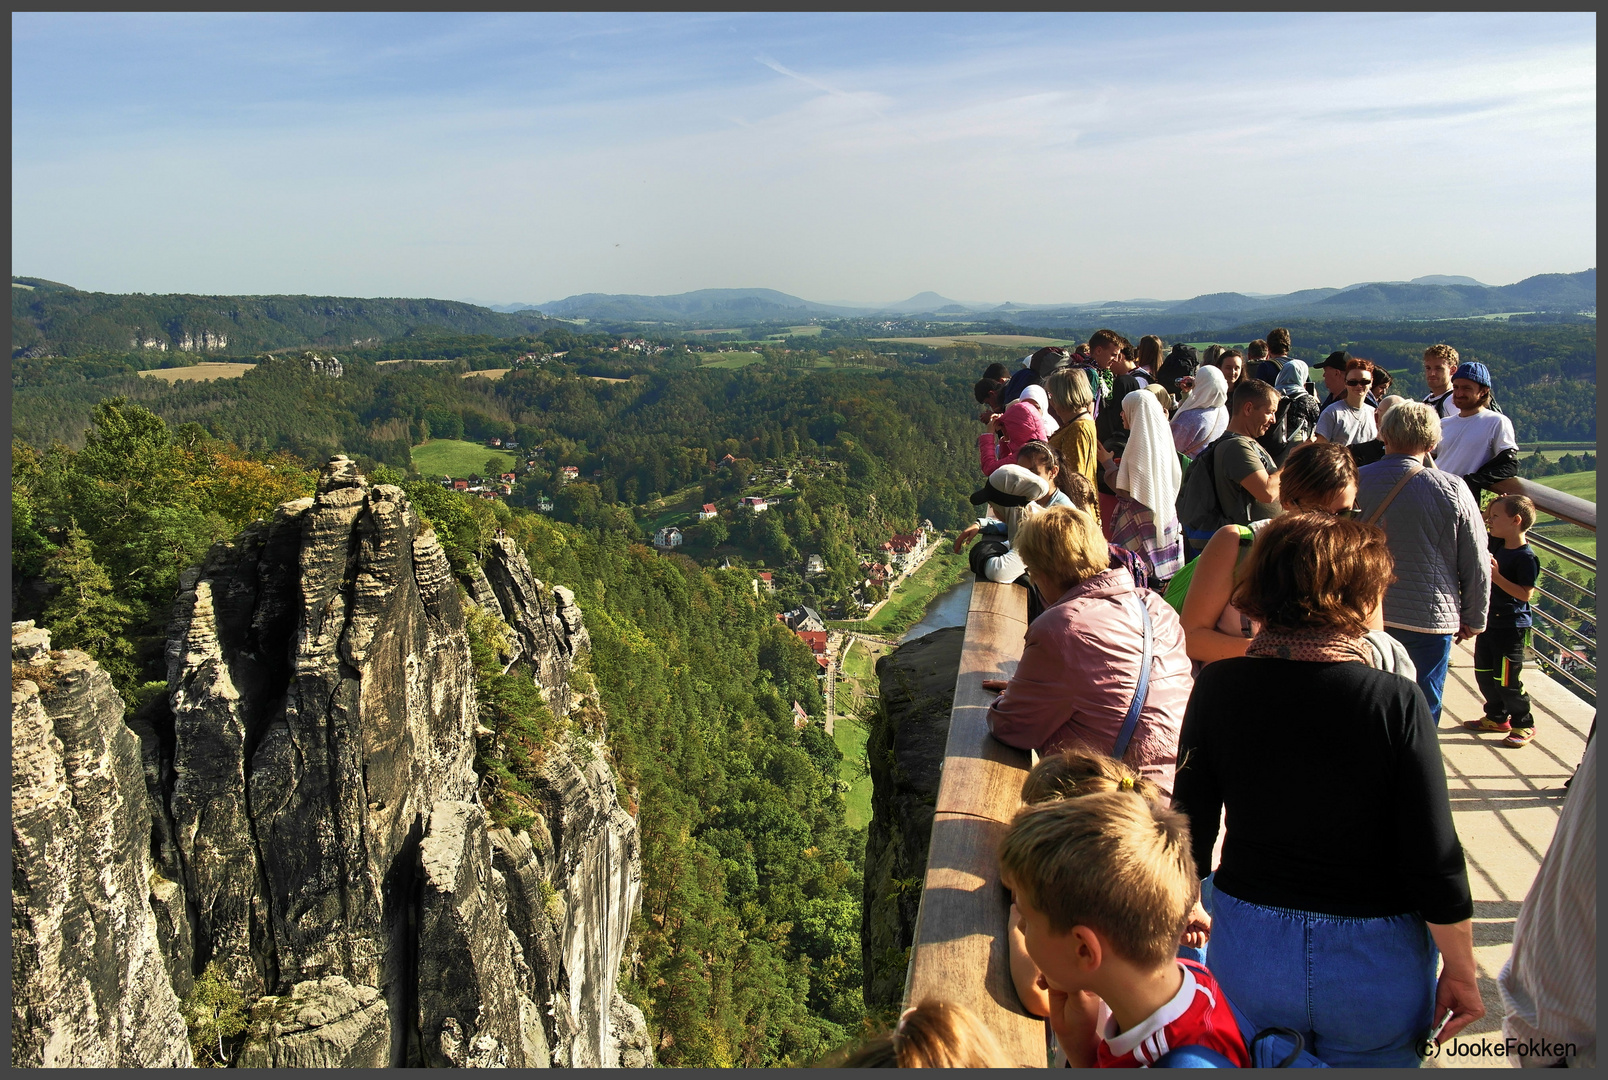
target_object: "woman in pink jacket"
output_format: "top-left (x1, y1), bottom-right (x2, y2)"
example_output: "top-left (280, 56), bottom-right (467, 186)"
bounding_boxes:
top-left (984, 504), bottom-right (1193, 798)
top-left (978, 392), bottom-right (1049, 475)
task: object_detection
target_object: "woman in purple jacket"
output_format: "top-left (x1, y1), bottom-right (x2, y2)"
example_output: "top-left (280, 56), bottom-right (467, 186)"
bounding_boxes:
top-left (984, 504), bottom-right (1193, 798)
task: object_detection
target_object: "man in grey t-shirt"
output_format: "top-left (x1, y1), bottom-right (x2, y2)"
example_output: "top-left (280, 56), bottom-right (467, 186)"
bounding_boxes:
top-left (1213, 380), bottom-right (1282, 526)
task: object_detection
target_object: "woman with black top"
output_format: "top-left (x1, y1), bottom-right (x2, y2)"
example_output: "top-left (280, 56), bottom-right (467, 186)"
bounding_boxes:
top-left (1172, 513), bottom-right (1482, 1067)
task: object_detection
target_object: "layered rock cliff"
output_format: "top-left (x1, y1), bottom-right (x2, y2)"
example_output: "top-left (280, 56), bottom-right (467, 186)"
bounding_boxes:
top-left (11, 458), bottom-right (649, 1068)
top-left (11, 625), bottom-right (194, 1068)
top-left (859, 626), bottom-right (963, 1014)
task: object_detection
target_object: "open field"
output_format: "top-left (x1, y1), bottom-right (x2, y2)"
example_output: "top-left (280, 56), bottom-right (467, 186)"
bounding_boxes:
top-left (462, 368), bottom-right (511, 380)
top-left (827, 542), bottom-right (970, 636)
top-left (869, 334), bottom-right (1072, 347)
top-left (1531, 470), bottom-right (1596, 502)
top-left (833, 637), bottom-right (890, 831)
top-left (411, 439), bottom-right (516, 478)
top-left (138, 362), bottom-right (255, 382)
top-left (375, 358), bottom-right (453, 366)
top-left (1527, 471), bottom-right (1596, 562)
top-left (1520, 444), bottom-right (1597, 458)
top-left (586, 375), bottom-right (631, 383)
top-left (699, 351), bottom-right (763, 368)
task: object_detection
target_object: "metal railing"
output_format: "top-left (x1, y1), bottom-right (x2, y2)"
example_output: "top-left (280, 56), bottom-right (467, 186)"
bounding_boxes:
top-left (1491, 477), bottom-right (1597, 704)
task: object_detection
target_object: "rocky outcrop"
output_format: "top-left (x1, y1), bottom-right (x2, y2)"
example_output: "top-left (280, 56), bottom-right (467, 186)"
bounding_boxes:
top-left (860, 626), bottom-right (963, 1013)
top-left (238, 977), bottom-right (389, 1068)
top-left (480, 537), bottom-right (591, 716)
top-left (10, 457), bottom-right (649, 1068)
top-left (418, 801), bottom-right (547, 1068)
top-left (11, 624), bottom-right (193, 1068)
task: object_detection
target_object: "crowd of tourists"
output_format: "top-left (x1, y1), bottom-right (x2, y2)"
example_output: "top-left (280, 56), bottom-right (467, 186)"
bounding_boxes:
top-left (828, 329), bottom-right (1594, 1068)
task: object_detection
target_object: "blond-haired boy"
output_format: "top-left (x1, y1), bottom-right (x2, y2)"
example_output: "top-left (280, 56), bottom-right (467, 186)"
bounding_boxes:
top-left (999, 791), bottom-right (1249, 1067)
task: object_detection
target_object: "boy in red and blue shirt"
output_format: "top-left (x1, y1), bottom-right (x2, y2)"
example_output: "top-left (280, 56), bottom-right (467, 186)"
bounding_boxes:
top-left (1000, 787), bottom-right (1250, 1068)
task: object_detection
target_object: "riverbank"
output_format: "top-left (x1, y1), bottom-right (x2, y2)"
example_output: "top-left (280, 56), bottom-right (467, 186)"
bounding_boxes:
top-left (826, 541), bottom-right (971, 637)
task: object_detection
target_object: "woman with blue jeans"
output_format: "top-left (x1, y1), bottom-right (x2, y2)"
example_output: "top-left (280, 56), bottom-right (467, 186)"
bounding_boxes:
top-left (1173, 512), bottom-right (1483, 1066)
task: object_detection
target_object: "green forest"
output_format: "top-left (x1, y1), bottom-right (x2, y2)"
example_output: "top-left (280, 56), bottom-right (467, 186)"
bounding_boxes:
top-left (10, 297), bottom-right (1597, 1066)
top-left (13, 402), bottom-right (868, 1066)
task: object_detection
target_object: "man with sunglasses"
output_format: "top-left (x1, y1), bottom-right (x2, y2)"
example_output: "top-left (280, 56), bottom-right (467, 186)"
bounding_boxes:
top-left (1312, 358), bottom-right (1380, 447)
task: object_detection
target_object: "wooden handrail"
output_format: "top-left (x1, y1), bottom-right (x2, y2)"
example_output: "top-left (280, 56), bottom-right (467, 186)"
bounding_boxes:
top-left (1492, 476), bottom-right (1596, 532)
top-left (903, 579), bottom-right (1046, 1066)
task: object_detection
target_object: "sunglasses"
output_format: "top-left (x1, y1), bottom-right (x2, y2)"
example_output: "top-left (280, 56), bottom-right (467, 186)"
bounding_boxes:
top-left (1346, 379), bottom-right (1372, 387)
top-left (1331, 507), bottom-right (1363, 519)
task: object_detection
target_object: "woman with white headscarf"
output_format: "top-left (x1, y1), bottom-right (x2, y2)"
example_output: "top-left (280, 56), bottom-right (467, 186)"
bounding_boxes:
top-left (1259, 357), bottom-right (1323, 467)
top-left (1170, 364), bottom-right (1229, 458)
top-left (1020, 383), bottom-right (1060, 438)
top-left (1101, 389), bottom-right (1186, 588)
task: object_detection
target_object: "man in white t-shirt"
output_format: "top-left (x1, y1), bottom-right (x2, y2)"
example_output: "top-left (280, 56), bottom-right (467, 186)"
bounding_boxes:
top-left (1434, 361), bottom-right (1519, 498)
top-left (1420, 343), bottom-right (1459, 419)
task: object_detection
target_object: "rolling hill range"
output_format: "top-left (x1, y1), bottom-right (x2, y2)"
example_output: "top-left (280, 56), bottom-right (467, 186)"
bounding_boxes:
top-left (11, 277), bottom-right (555, 358)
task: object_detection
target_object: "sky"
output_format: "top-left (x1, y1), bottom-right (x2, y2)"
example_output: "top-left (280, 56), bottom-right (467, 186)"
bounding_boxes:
top-left (12, 12), bottom-right (1597, 307)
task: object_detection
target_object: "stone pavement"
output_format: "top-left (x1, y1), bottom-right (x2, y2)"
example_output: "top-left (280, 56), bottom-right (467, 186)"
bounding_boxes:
top-left (1426, 640), bottom-right (1593, 1068)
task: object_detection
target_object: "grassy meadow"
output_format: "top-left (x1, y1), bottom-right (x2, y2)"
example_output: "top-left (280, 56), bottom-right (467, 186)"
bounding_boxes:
top-left (412, 439), bottom-right (516, 478)
top-left (699, 351), bottom-right (764, 368)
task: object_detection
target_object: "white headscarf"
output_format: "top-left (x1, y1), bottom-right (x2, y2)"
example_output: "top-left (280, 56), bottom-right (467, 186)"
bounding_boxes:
top-left (1115, 389), bottom-right (1183, 544)
top-left (1175, 363), bottom-right (1228, 413)
top-left (1020, 384), bottom-right (1060, 436)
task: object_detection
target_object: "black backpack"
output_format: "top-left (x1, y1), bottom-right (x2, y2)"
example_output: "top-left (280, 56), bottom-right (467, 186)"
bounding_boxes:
top-left (1176, 434), bottom-right (1232, 533)
top-left (1157, 343), bottom-right (1200, 397)
top-left (1257, 394), bottom-right (1315, 464)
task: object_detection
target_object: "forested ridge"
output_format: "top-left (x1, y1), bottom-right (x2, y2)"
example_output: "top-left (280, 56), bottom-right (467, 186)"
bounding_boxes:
top-left (13, 401), bottom-right (870, 1066)
top-left (9, 302), bottom-right (1595, 1066)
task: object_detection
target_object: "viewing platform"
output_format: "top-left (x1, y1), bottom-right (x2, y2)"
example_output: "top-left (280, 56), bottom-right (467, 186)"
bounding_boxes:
top-left (903, 476), bottom-right (1595, 1069)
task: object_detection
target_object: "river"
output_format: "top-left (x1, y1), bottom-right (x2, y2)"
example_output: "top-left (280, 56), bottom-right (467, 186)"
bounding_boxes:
top-left (899, 577), bottom-right (974, 643)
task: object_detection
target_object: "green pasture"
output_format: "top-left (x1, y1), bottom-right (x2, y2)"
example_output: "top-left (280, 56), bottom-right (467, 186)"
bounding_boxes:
top-left (699, 351), bottom-right (764, 369)
top-left (833, 638), bottom-right (885, 831)
top-left (1531, 470), bottom-right (1597, 502)
top-left (412, 439), bottom-right (516, 478)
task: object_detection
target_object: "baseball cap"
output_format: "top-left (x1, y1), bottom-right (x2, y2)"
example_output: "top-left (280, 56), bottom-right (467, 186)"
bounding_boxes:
top-left (1453, 361), bottom-right (1492, 388)
top-left (1319, 350), bottom-right (1352, 371)
top-left (969, 463), bottom-right (1051, 507)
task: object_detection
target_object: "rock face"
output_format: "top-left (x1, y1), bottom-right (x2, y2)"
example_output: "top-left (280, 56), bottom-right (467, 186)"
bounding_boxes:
top-left (860, 626), bottom-right (963, 1014)
top-left (10, 624), bottom-right (193, 1068)
top-left (12, 457), bottom-right (649, 1068)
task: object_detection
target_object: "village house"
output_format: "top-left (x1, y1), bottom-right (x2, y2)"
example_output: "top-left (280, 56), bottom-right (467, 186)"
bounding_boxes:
top-left (741, 495), bottom-right (769, 512)
top-left (791, 701), bottom-right (810, 729)
top-left (757, 571), bottom-right (774, 593)
top-left (805, 554), bottom-right (826, 575)
top-left (697, 503), bottom-right (719, 521)
top-left (653, 526), bottom-right (683, 549)
top-left (500, 472), bottom-right (517, 484)
top-left (796, 630), bottom-right (830, 672)
top-left (560, 466), bottom-right (579, 483)
top-left (489, 437), bottom-right (503, 448)
top-left (780, 606), bottom-right (826, 634)
top-left (537, 495), bottom-right (554, 513)
top-left (453, 479), bottom-right (470, 491)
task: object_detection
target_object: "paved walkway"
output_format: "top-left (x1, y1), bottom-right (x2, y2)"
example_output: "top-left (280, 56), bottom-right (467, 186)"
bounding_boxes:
top-left (1427, 640), bottom-right (1593, 1068)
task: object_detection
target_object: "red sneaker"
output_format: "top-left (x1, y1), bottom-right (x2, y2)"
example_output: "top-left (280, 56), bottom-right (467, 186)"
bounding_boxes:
top-left (1501, 729), bottom-right (1535, 748)
top-left (1463, 717), bottom-right (1511, 734)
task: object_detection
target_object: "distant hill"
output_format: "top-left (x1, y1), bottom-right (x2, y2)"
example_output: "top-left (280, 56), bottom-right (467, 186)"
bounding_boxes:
top-left (999, 269), bottom-right (1595, 332)
top-left (11, 278), bottom-right (555, 358)
top-left (535, 287), bottom-right (866, 325)
top-left (874, 291), bottom-right (988, 314)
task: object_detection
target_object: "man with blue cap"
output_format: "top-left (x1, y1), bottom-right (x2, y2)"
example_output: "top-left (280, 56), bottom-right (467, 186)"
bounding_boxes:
top-left (1433, 360), bottom-right (1519, 499)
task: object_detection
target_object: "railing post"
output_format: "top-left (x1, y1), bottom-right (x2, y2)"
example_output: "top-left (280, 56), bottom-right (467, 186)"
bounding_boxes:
top-left (903, 579), bottom-right (1047, 1066)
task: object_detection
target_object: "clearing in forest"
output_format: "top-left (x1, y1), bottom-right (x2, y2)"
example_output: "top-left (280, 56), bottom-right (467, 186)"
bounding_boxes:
top-left (412, 439), bottom-right (517, 478)
top-left (462, 368), bottom-right (511, 379)
top-left (138, 362), bottom-right (256, 382)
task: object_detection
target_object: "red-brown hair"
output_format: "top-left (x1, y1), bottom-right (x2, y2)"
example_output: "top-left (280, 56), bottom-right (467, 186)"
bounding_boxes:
top-left (1231, 512), bottom-right (1394, 635)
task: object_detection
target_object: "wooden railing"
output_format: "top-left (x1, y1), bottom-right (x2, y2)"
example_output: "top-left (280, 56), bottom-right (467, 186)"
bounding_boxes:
top-left (901, 580), bottom-right (1046, 1065)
